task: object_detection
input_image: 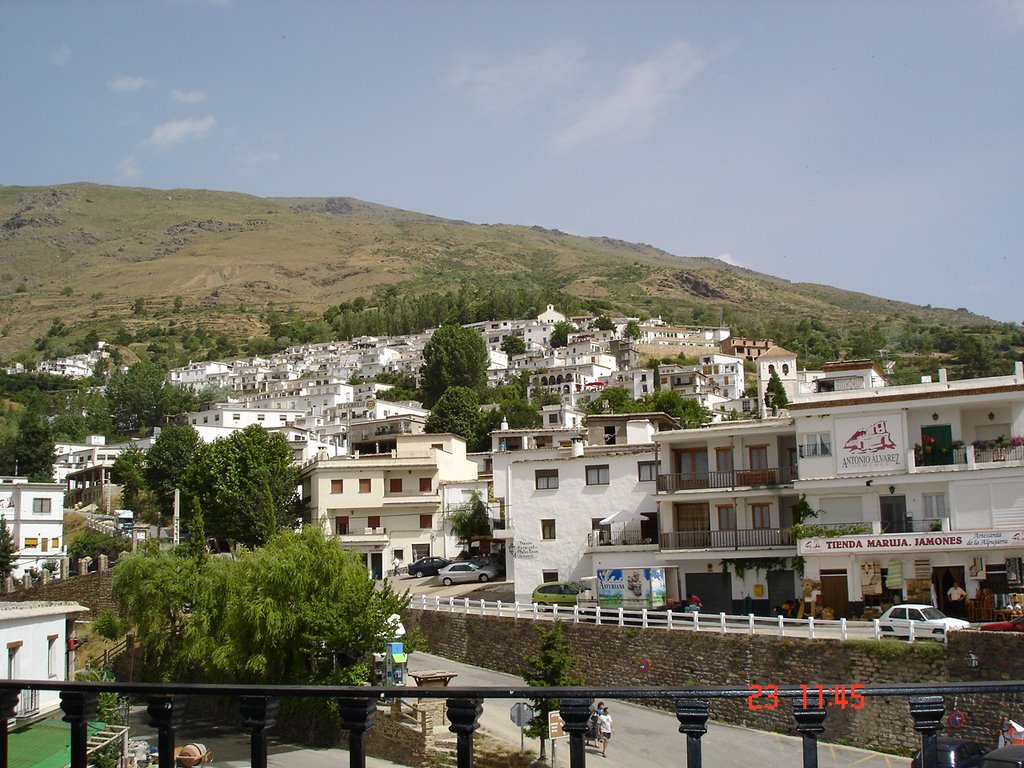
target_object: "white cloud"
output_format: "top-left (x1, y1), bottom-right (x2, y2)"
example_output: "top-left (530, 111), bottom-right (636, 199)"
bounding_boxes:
top-left (170, 89), bottom-right (207, 104)
top-left (108, 75), bottom-right (148, 93)
top-left (234, 147), bottom-right (280, 176)
top-left (550, 41), bottom-right (708, 152)
top-left (449, 40), bottom-right (587, 112)
top-left (988, 0), bottom-right (1024, 27)
top-left (115, 156), bottom-right (141, 181)
top-left (144, 116), bottom-right (216, 152)
top-left (48, 42), bottom-right (72, 66)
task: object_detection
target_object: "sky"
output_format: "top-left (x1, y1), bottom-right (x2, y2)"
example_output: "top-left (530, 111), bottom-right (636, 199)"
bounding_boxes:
top-left (2, 1), bottom-right (1022, 323)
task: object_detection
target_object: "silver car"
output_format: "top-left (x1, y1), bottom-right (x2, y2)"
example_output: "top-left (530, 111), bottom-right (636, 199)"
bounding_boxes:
top-left (437, 561), bottom-right (499, 586)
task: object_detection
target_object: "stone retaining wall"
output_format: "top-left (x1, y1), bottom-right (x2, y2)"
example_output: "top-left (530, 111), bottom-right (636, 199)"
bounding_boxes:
top-left (406, 609), bottom-right (1024, 755)
top-left (0, 570), bottom-right (116, 617)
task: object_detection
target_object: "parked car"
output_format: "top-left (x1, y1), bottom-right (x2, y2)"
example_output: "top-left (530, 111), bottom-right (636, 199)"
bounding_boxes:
top-left (407, 556), bottom-right (451, 578)
top-left (980, 615), bottom-right (1024, 632)
top-left (981, 746), bottom-right (1024, 768)
top-left (532, 580), bottom-right (583, 606)
top-left (911, 738), bottom-right (989, 768)
top-left (877, 604), bottom-right (970, 639)
top-left (437, 561), bottom-right (500, 586)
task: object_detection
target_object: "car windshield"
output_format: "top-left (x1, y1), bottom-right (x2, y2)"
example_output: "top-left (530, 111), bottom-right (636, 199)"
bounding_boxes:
top-left (920, 608), bottom-right (947, 620)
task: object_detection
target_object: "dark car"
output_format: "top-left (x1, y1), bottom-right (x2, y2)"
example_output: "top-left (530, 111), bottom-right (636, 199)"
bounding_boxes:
top-left (981, 615), bottom-right (1024, 632)
top-left (406, 556), bottom-right (451, 578)
top-left (981, 746), bottom-right (1024, 768)
top-left (911, 738), bottom-right (989, 768)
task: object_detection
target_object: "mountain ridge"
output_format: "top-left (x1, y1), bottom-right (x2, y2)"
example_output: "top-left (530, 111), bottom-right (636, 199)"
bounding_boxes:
top-left (0, 182), bottom-right (1000, 362)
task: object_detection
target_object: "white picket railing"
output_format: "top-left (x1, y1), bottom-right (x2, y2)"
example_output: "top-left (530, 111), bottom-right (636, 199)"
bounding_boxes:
top-left (409, 594), bottom-right (959, 643)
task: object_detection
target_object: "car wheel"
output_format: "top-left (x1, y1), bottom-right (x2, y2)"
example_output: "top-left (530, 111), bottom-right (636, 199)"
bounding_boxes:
top-left (442, 577), bottom-right (453, 586)
top-left (479, 574), bottom-right (490, 583)
top-left (414, 571), bottom-right (423, 578)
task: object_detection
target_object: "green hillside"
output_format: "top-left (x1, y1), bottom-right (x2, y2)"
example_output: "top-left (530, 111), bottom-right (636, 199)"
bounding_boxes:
top-left (0, 183), bottom-right (1007, 366)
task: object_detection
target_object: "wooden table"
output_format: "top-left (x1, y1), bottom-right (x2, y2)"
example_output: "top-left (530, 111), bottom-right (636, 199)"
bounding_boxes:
top-left (409, 670), bottom-right (458, 688)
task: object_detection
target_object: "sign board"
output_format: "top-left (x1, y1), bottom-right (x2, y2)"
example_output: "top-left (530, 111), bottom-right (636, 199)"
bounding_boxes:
top-left (548, 710), bottom-right (566, 739)
top-left (834, 414), bottom-right (906, 475)
top-left (510, 702), bottom-right (534, 728)
top-left (596, 568), bottom-right (666, 608)
top-left (800, 529), bottom-right (1024, 556)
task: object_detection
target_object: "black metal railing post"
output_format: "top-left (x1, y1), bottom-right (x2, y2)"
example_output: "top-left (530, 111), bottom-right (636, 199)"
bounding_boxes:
top-left (239, 695), bottom-right (280, 768)
top-left (146, 694), bottom-right (179, 768)
top-left (0, 689), bottom-right (19, 768)
top-left (559, 697), bottom-right (592, 768)
top-left (447, 697), bottom-right (482, 768)
top-left (61, 690), bottom-right (98, 768)
top-left (676, 699), bottom-right (710, 768)
top-left (910, 696), bottom-right (945, 768)
top-left (792, 700), bottom-right (828, 768)
top-left (337, 696), bottom-right (377, 768)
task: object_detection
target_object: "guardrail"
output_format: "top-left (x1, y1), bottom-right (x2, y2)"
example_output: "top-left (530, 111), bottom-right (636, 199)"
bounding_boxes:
top-left (410, 595), bottom-right (961, 642)
top-left (0, 677), bottom-right (1019, 768)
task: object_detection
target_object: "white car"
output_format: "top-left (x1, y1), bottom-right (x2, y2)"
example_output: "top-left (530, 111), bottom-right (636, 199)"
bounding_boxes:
top-left (437, 561), bottom-right (499, 586)
top-left (877, 604), bottom-right (970, 639)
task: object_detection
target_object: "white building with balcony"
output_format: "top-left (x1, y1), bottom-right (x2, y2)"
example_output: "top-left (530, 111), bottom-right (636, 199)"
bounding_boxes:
top-left (0, 478), bottom-right (66, 578)
top-left (300, 434), bottom-right (479, 579)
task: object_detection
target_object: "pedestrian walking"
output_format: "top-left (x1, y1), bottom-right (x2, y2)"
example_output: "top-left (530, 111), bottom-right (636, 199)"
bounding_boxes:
top-left (392, 555), bottom-right (401, 577)
top-left (597, 705), bottom-right (613, 757)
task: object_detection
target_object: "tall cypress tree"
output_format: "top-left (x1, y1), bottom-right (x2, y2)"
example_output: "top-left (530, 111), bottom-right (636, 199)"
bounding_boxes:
top-left (0, 517), bottom-right (16, 579)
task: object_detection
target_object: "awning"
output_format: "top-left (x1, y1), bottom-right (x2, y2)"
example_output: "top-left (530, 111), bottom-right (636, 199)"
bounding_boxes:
top-left (391, 652), bottom-right (408, 663)
top-left (599, 509), bottom-right (650, 525)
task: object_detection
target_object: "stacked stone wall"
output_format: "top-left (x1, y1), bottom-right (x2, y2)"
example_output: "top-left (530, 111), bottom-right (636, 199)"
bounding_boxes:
top-left (0, 571), bottom-right (116, 617)
top-left (407, 609), bottom-right (1024, 756)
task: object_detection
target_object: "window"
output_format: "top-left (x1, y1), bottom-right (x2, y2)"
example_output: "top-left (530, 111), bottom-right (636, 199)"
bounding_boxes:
top-left (392, 548), bottom-right (404, 561)
top-left (637, 462), bottom-right (657, 482)
top-left (389, 478), bottom-right (403, 493)
top-left (717, 505), bottom-right (737, 530)
top-left (586, 465), bottom-right (610, 486)
top-left (923, 493), bottom-right (947, 520)
top-left (548, 413), bottom-right (559, 424)
top-left (23, 538), bottom-right (38, 548)
top-left (752, 503), bottom-right (771, 529)
top-left (419, 477), bottom-right (432, 492)
top-left (535, 469), bottom-right (559, 490)
top-left (419, 514), bottom-right (433, 529)
top-left (368, 515), bottom-right (381, 529)
top-left (359, 478), bottom-right (371, 493)
top-left (335, 516), bottom-right (349, 535)
top-left (541, 519), bottom-right (557, 540)
top-left (748, 446), bottom-right (769, 469)
top-left (542, 570), bottom-right (559, 582)
top-left (715, 448), bottom-right (734, 474)
top-left (32, 498), bottom-right (51, 515)
top-left (799, 433), bottom-right (832, 458)
top-left (47, 635), bottom-right (58, 678)
top-left (331, 479), bottom-right (344, 494)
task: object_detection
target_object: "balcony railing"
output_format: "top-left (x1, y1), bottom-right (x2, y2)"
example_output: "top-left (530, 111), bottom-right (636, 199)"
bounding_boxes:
top-left (587, 527), bottom-right (656, 548)
top-left (657, 466), bottom-right (797, 492)
top-left (0, 677), bottom-right (1019, 768)
top-left (14, 687), bottom-right (37, 718)
top-left (660, 527), bottom-right (794, 550)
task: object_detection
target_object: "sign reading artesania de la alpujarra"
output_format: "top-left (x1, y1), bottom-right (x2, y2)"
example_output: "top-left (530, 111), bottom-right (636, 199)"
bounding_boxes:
top-left (799, 529), bottom-right (1024, 555)
top-left (835, 415), bottom-right (904, 474)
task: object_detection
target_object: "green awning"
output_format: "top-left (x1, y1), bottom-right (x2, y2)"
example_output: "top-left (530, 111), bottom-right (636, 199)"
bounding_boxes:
top-left (391, 652), bottom-right (408, 663)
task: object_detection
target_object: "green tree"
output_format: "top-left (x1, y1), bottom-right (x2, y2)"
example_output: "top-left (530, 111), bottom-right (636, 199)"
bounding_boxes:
top-left (623, 320), bottom-right (642, 341)
top-left (500, 335), bottom-right (527, 356)
top-left (584, 387), bottom-right (640, 415)
top-left (764, 370), bottom-right (789, 413)
top-left (523, 621), bottom-right (584, 760)
top-left (425, 387), bottom-right (482, 444)
top-left (420, 325), bottom-right (489, 407)
top-left (183, 426), bottom-right (301, 547)
top-left (448, 491), bottom-right (491, 546)
top-left (592, 315), bottom-right (615, 332)
top-left (111, 444), bottom-right (151, 517)
top-left (66, 529), bottom-right (130, 561)
top-left (0, 517), bottom-right (15, 579)
top-left (644, 390), bottom-right (712, 427)
top-left (550, 321), bottom-right (576, 349)
top-left (106, 361), bottom-right (172, 435)
top-left (12, 414), bottom-right (55, 481)
top-left (144, 424), bottom-right (202, 523)
top-left (114, 528), bottom-right (408, 684)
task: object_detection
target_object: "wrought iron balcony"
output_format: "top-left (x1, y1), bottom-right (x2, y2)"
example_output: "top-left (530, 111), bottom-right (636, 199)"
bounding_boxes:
top-left (660, 527), bottom-right (794, 550)
top-left (0, 678), bottom-right (1019, 768)
top-left (657, 466), bottom-right (797, 492)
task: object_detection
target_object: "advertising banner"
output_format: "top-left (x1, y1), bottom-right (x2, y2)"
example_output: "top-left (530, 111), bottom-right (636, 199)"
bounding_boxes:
top-left (800, 529), bottom-right (1024, 556)
top-left (596, 567), bottom-right (667, 608)
top-left (834, 414), bottom-right (906, 475)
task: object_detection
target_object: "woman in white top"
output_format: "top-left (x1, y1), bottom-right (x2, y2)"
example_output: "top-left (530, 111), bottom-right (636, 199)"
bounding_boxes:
top-left (597, 707), bottom-right (613, 757)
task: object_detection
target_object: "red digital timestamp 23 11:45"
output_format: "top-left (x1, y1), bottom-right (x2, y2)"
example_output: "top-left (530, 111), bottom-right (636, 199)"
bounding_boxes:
top-left (747, 684), bottom-right (866, 710)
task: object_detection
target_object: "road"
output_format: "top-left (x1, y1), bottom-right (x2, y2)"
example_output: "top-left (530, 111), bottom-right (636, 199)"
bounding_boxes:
top-left (408, 651), bottom-right (909, 768)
